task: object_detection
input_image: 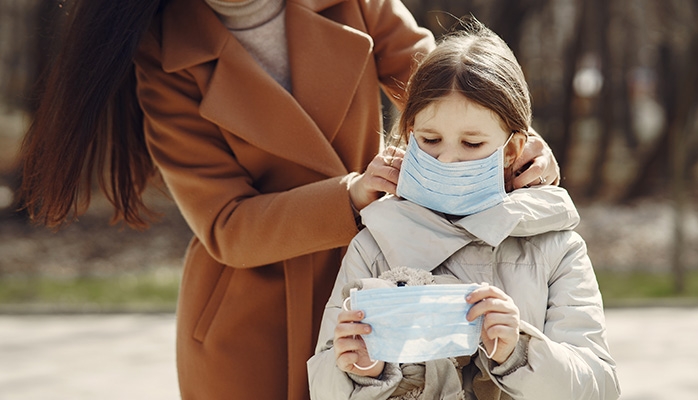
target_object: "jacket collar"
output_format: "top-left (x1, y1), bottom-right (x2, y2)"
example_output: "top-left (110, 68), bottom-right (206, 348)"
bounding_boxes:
top-left (160, 0), bottom-right (366, 177)
top-left (360, 187), bottom-right (580, 271)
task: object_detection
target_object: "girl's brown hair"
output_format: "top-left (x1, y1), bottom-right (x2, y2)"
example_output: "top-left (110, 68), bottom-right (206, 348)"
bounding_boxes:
top-left (390, 18), bottom-right (532, 146)
top-left (19, 0), bottom-right (169, 229)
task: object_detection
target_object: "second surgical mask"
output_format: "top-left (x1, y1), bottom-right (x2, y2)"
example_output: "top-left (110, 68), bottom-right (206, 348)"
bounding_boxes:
top-left (350, 284), bottom-right (483, 363)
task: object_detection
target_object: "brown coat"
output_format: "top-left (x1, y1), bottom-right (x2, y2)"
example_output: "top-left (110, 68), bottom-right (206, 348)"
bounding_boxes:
top-left (134, 0), bottom-right (433, 398)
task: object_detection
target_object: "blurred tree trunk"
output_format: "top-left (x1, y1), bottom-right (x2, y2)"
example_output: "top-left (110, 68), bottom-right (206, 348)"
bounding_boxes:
top-left (620, 1), bottom-right (698, 204)
top-left (620, 42), bottom-right (673, 201)
top-left (669, 30), bottom-right (698, 294)
top-left (557, 0), bottom-right (587, 183)
top-left (586, 0), bottom-right (613, 198)
top-left (618, 7), bottom-right (638, 151)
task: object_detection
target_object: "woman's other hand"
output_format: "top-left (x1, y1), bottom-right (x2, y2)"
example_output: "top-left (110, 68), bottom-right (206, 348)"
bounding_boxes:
top-left (348, 146), bottom-right (404, 211)
top-left (509, 133), bottom-right (560, 189)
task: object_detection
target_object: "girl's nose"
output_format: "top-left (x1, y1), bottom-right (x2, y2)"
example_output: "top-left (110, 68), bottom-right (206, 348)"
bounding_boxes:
top-left (437, 150), bottom-right (460, 163)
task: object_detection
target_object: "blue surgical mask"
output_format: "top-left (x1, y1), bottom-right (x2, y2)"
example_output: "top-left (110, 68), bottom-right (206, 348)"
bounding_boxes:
top-left (349, 284), bottom-right (483, 363)
top-left (396, 133), bottom-right (510, 216)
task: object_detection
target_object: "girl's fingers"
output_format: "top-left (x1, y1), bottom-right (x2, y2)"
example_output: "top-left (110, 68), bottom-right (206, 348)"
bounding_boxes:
top-left (334, 321), bottom-right (371, 341)
top-left (481, 307), bottom-right (519, 326)
top-left (466, 284), bottom-right (518, 321)
top-left (334, 337), bottom-right (367, 371)
top-left (337, 309), bottom-right (364, 324)
top-left (466, 287), bottom-right (521, 363)
top-left (334, 310), bottom-right (370, 343)
top-left (334, 334), bottom-right (367, 355)
top-left (333, 320), bottom-right (382, 375)
top-left (466, 283), bottom-right (508, 304)
top-left (334, 317), bottom-right (371, 368)
top-left (467, 297), bottom-right (511, 321)
top-left (480, 309), bottom-right (520, 339)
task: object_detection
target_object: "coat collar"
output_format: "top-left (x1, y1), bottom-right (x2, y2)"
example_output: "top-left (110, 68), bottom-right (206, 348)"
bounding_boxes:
top-left (360, 187), bottom-right (580, 270)
top-left (160, 0), bottom-right (369, 177)
top-left (161, 0), bottom-right (347, 71)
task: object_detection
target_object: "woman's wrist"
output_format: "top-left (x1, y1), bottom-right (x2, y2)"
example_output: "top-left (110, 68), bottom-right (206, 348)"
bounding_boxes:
top-left (343, 172), bottom-right (365, 229)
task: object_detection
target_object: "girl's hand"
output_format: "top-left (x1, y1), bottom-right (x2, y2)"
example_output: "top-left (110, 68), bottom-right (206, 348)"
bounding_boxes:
top-left (333, 309), bottom-right (384, 377)
top-left (348, 146), bottom-right (404, 211)
top-left (510, 134), bottom-right (560, 189)
top-left (466, 284), bottom-right (521, 364)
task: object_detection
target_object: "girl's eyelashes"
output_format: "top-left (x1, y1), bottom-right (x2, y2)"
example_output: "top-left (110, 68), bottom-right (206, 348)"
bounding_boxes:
top-left (417, 137), bottom-right (483, 148)
top-left (463, 141), bottom-right (483, 148)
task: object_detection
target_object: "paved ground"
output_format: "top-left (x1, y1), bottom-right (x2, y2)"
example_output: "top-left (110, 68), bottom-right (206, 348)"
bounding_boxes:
top-left (1, 307), bottom-right (697, 399)
top-left (604, 307), bottom-right (698, 400)
top-left (0, 314), bottom-right (179, 400)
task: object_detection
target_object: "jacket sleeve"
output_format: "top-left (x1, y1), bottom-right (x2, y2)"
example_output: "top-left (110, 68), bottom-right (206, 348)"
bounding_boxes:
top-left (480, 231), bottom-right (621, 399)
top-left (134, 30), bottom-right (362, 269)
top-left (308, 230), bottom-right (403, 400)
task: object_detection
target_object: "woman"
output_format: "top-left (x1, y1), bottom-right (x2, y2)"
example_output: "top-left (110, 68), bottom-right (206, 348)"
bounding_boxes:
top-left (20, 1), bottom-right (559, 398)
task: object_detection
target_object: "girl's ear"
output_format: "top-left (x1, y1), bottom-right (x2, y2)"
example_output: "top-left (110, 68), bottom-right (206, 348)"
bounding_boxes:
top-left (503, 132), bottom-right (527, 168)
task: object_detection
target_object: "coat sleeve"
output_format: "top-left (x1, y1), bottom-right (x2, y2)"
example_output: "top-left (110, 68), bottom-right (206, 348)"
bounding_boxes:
top-left (359, 0), bottom-right (435, 108)
top-left (134, 30), bottom-right (362, 269)
top-left (308, 230), bottom-right (403, 400)
top-left (480, 231), bottom-right (621, 399)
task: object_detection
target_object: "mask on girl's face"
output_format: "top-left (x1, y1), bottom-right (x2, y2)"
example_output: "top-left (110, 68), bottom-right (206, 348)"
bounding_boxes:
top-left (349, 284), bottom-right (483, 363)
top-left (396, 133), bottom-right (511, 216)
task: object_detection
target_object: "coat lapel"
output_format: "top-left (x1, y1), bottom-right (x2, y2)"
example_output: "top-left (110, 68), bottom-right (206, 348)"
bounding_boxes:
top-left (286, 0), bottom-right (373, 144)
top-left (200, 37), bottom-right (349, 177)
top-left (161, 0), bottom-right (227, 72)
top-left (161, 0), bottom-right (372, 178)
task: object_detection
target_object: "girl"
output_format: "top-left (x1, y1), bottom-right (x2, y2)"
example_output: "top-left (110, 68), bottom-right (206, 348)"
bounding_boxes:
top-left (308, 20), bottom-right (620, 400)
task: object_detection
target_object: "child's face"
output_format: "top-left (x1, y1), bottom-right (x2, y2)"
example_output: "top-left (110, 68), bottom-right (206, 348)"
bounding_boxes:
top-left (411, 92), bottom-right (509, 163)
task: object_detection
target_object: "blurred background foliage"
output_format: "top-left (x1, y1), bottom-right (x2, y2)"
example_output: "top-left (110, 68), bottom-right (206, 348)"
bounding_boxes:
top-left (0, 0), bottom-right (696, 308)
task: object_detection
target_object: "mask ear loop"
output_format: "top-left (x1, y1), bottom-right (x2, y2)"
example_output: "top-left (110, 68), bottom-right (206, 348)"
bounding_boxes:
top-left (342, 296), bottom-right (380, 371)
top-left (469, 286), bottom-right (499, 360)
top-left (479, 337), bottom-right (499, 359)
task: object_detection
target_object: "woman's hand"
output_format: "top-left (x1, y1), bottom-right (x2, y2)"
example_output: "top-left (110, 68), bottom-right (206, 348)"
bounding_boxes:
top-left (333, 309), bottom-right (384, 377)
top-left (348, 146), bottom-right (404, 211)
top-left (510, 134), bottom-right (560, 189)
top-left (466, 284), bottom-right (521, 364)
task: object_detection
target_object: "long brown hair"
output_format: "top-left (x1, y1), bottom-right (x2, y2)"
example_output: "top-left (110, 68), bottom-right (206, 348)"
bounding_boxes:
top-left (390, 18), bottom-right (532, 146)
top-left (20, 0), bottom-right (169, 229)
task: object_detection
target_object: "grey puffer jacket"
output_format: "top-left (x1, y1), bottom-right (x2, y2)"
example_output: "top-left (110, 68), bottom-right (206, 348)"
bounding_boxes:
top-left (307, 187), bottom-right (620, 400)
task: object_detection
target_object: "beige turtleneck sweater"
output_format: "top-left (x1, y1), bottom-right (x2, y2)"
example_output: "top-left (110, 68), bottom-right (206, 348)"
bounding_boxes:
top-left (205, 0), bottom-right (291, 92)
